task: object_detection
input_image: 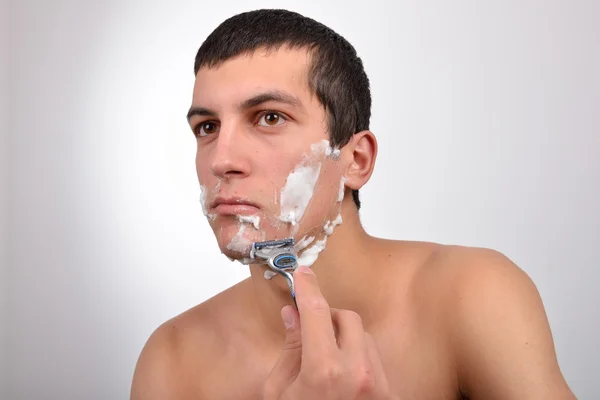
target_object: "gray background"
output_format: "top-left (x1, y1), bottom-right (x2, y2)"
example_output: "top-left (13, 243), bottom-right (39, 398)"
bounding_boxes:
top-left (1, 0), bottom-right (599, 398)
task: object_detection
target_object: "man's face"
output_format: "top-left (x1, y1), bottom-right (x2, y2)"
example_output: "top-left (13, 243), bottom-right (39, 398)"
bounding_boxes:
top-left (189, 47), bottom-right (345, 261)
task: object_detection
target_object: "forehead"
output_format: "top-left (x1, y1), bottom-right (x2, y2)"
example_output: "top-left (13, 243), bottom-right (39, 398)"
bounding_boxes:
top-left (192, 47), bottom-right (314, 106)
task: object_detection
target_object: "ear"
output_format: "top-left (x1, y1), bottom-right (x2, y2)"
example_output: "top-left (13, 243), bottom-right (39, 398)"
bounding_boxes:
top-left (343, 130), bottom-right (378, 191)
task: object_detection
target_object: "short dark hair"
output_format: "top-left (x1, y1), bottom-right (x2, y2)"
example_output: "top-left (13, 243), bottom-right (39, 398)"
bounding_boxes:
top-left (194, 9), bottom-right (371, 209)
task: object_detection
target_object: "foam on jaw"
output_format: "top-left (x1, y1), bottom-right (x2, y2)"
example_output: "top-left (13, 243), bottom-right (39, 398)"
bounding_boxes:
top-left (296, 212), bottom-right (343, 268)
top-left (278, 140), bottom-right (341, 228)
top-left (338, 176), bottom-right (346, 202)
top-left (297, 238), bottom-right (328, 267)
top-left (274, 140), bottom-right (344, 270)
top-left (294, 235), bottom-right (315, 252)
top-left (323, 213), bottom-right (343, 235)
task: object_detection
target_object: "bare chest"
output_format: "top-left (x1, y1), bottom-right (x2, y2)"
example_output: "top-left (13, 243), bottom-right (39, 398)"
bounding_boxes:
top-left (190, 324), bottom-right (460, 400)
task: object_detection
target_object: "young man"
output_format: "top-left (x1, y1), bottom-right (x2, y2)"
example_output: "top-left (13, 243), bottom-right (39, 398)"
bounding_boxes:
top-left (131, 9), bottom-right (575, 400)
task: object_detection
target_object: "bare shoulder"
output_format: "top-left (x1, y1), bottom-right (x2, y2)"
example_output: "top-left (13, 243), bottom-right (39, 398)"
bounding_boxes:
top-left (130, 280), bottom-right (251, 400)
top-left (413, 244), bottom-right (535, 298)
top-left (412, 244), bottom-right (575, 399)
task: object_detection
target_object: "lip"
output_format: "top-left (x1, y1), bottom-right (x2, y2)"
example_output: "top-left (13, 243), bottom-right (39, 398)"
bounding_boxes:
top-left (210, 197), bottom-right (260, 215)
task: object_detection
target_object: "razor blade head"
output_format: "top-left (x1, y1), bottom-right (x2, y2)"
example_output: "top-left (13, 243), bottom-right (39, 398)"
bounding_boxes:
top-left (252, 238), bottom-right (295, 251)
top-left (251, 238), bottom-right (298, 272)
top-left (251, 238), bottom-right (298, 304)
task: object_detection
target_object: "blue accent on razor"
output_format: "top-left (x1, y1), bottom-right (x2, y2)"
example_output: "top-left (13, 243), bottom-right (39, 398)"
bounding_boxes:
top-left (251, 238), bottom-right (298, 308)
top-left (273, 254), bottom-right (297, 269)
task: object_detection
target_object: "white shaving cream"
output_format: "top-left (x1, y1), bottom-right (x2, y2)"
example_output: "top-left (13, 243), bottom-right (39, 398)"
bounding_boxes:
top-left (295, 235), bottom-right (315, 252)
top-left (237, 215), bottom-right (260, 230)
top-left (295, 212), bottom-right (343, 268)
top-left (220, 139), bottom-right (342, 273)
top-left (313, 140), bottom-right (330, 156)
top-left (226, 224), bottom-right (253, 254)
top-left (278, 163), bottom-right (321, 226)
top-left (276, 140), bottom-right (345, 270)
top-left (297, 238), bottom-right (328, 267)
top-left (278, 140), bottom-right (340, 227)
top-left (199, 185), bottom-right (209, 216)
top-left (323, 213), bottom-right (343, 236)
top-left (226, 215), bottom-right (261, 262)
top-left (338, 176), bottom-right (346, 202)
top-left (264, 270), bottom-right (278, 280)
top-left (199, 183), bottom-right (219, 220)
top-left (312, 140), bottom-right (340, 159)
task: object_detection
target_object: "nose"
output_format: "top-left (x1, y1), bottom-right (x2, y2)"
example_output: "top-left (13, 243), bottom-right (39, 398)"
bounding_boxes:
top-left (209, 124), bottom-right (252, 180)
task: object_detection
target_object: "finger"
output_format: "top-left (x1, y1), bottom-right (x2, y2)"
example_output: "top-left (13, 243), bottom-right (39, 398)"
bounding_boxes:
top-left (293, 267), bottom-right (338, 361)
top-left (364, 332), bottom-right (389, 389)
top-left (331, 309), bottom-right (369, 359)
top-left (264, 305), bottom-right (302, 396)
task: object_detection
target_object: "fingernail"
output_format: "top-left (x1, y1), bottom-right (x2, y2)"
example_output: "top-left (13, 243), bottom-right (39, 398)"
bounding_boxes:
top-left (296, 266), bottom-right (313, 275)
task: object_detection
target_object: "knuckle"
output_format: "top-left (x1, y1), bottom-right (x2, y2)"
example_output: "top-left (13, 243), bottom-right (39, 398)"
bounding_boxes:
top-left (353, 364), bottom-right (376, 394)
top-left (282, 338), bottom-right (302, 352)
top-left (305, 362), bottom-right (343, 387)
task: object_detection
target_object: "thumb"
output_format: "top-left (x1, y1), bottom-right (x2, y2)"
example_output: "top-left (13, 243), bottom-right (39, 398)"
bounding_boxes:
top-left (264, 306), bottom-right (302, 396)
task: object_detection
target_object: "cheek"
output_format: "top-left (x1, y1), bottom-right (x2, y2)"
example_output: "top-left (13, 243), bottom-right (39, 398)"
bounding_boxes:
top-left (262, 153), bottom-right (308, 199)
top-left (195, 149), bottom-right (207, 182)
top-left (310, 164), bottom-right (343, 211)
top-left (290, 162), bottom-right (344, 235)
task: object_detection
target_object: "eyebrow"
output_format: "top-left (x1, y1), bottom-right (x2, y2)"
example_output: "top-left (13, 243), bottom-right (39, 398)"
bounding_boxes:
top-left (186, 90), bottom-right (304, 122)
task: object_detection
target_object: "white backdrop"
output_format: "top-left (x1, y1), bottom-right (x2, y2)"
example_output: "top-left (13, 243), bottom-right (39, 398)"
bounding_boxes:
top-left (3, 0), bottom-right (599, 398)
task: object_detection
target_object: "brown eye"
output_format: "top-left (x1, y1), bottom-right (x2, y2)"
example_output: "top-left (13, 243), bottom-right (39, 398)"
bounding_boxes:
top-left (258, 112), bottom-right (285, 127)
top-left (197, 121), bottom-right (218, 137)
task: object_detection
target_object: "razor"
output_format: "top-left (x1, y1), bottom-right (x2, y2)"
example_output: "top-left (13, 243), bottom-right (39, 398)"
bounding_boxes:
top-left (251, 238), bottom-right (298, 307)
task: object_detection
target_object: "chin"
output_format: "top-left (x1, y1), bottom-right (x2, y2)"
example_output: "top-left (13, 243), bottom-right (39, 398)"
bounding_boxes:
top-left (220, 246), bottom-right (253, 263)
top-left (214, 222), bottom-right (262, 262)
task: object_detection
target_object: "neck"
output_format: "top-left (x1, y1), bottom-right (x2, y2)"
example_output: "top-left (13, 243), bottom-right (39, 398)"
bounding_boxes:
top-left (247, 202), bottom-right (385, 344)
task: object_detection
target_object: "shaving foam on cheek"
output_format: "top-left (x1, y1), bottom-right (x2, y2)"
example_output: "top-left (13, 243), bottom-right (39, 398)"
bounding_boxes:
top-left (313, 140), bottom-right (340, 160)
top-left (278, 140), bottom-right (341, 228)
top-left (278, 163), bottom-right (321, 226)
top-left (257, 140), bottom-right (342, 274)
